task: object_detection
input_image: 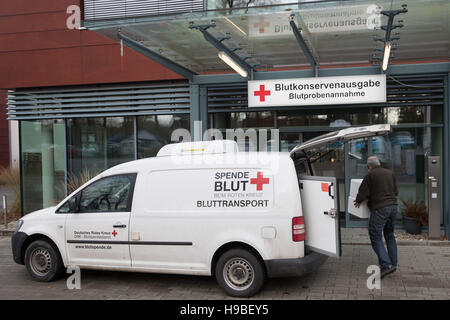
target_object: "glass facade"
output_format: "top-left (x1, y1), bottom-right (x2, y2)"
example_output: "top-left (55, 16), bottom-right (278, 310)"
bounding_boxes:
top-left (373, 106), bottom-right (443, 125)
top-left (277, 109), bottom-right (371, 128)
top-left (137, 114), bottom-right (190, 158)
top-left (211, 112), bottom-right (274, 129)
top-left (21, 120), bottom-right (65, 214)
top-left (21, 115), bottom-right (189, 214)
top-left (67, 117), bottom-right (135, 178)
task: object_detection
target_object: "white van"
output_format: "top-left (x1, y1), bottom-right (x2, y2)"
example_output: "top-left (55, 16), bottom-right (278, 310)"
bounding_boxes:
top-left (11, 124), bottom-right (390, 297)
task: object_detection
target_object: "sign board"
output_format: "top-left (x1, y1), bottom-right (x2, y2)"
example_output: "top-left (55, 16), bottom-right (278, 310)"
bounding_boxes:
top-left (248, 74), bottom-right (386, 107)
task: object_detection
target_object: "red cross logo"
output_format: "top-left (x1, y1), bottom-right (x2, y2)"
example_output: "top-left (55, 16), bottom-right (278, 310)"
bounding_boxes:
top-left (253, 17), bottom-right (270, 33)
top-left (250, 172), bottom-right (270, 191)
top-left (112, 230), bottom-right (117, 237)
top-left (254, 84), bottom-right (271, 102)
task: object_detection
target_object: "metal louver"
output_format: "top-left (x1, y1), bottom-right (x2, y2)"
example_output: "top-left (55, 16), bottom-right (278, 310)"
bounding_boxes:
top-left (7, 81), bottom-right (190, 120)
top-left (83, 0), bottom-right (205, 21)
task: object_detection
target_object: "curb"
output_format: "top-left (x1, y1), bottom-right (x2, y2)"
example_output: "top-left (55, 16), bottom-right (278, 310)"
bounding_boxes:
top-left (0, 230), bottom-right (14, 236)
top-left (342, 240), bottom-right (450, 247)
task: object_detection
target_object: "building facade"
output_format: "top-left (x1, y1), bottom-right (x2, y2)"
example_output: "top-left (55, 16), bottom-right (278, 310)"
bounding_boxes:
top-left (1, 1), bottom-right (449, 234)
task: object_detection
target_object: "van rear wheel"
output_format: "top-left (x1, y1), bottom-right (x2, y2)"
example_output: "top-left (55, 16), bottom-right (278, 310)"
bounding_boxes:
top-left (215, 248), bottom-right (265, 297)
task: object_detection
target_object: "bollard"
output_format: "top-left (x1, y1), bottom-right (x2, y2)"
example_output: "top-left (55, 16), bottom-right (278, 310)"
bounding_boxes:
top-left (2, 195), bottom-right (6, 229)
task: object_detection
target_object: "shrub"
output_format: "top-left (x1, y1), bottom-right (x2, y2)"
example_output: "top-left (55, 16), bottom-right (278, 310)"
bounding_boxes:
top-left (67, 168), bottom-right (97, 194)
top-left (0, 166), bottom-right (21, 222)
top-left (401, 199), bottom-right (428, 226)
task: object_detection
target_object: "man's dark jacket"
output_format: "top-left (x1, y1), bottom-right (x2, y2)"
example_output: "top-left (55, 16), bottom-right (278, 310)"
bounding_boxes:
top-left (356, 166), bottom-right (398, 211)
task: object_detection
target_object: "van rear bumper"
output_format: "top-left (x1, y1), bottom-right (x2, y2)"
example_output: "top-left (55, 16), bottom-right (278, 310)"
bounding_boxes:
top-left (264, 251), bottom-right (328, 278)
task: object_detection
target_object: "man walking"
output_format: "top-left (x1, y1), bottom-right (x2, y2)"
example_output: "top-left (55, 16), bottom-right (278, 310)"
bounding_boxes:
top-left (354, 156), bottom-right (398, 278)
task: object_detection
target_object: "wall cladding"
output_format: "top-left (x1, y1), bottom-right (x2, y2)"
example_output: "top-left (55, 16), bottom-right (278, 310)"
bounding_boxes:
top-left (0, 1), bottom-right (183, 89)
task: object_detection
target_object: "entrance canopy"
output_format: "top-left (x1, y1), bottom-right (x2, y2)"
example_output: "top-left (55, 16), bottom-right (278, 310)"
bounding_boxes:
top-left (83, 0), bottom-right (450, 76)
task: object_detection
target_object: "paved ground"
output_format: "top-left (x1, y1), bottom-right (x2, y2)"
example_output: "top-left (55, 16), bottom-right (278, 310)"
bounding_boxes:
top-left (341, 227), bottom-right (449, 245)
top-left (1, 236), bottom-right (450, 300)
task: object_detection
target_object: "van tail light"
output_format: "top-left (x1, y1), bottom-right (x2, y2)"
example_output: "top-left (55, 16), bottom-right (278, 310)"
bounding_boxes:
top-left (292, 216), bottom-right (305, 242)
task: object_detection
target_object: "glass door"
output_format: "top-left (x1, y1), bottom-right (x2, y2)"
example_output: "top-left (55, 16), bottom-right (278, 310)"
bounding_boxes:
top-left (345, 138), bottom-right (370, 227)
top-left (345, 135), bottom-right (395, 227)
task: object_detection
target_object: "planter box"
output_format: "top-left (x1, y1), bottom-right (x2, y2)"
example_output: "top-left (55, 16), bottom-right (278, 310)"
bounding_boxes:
top-left (403, 216), bottom-right (422, 235)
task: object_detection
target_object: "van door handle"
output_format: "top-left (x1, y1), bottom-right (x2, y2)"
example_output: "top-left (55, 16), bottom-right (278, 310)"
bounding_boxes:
top-left (113, 224), bottom-right (127, 228)
top-left (324, 208), bottom-right (337, 219)
top-left (328, 183), bottom-right (334, 199)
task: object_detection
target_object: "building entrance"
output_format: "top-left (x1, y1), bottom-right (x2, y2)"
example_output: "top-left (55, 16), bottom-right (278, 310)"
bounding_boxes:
top-left (207, 75), bottom-right (445, 228)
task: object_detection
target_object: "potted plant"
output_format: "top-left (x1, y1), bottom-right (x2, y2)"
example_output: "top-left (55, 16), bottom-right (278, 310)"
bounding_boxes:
top-left (401, 200), bottom-right (428, 235)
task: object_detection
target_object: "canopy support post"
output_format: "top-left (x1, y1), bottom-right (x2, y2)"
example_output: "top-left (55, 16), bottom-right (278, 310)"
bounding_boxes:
top-left (289, 14), bottom-right (319, 77)
top-left (189, 23), bottom-right (254, 78)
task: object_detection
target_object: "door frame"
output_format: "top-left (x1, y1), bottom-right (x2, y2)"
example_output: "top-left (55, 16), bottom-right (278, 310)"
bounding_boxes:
top-left (344, 138), bottom-right (373, 228)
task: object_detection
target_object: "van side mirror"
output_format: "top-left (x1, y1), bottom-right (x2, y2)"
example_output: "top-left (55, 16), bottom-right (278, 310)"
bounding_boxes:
top-left (68, 196), bottom-right (79, 213)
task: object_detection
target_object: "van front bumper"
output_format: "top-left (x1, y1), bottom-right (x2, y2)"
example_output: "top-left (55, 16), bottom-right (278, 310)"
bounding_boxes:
top-left (11, 231), bottom-right (28, 265)
top-left (264, 251), bottom-right (328, 278)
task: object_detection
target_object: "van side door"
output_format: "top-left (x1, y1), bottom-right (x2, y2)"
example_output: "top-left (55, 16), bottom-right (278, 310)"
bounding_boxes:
top-left (299, 176), bottom-right (340, 257)
top-left (62, 174), bottom-right (137, 267)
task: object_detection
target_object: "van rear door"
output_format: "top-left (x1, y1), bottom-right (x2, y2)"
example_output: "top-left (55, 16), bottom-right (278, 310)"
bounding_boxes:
top-left (290, 125), bottom-right (392, 257)
top-left (299, 176), bottom-right (340, 257)
top-left (290, 124), bottom-right (391, 160)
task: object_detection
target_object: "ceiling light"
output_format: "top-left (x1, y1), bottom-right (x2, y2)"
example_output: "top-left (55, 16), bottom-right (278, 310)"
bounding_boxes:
top-left (221, 15), bottom-right (247, 36)
top-left (218, 51), bottom-right (248, 78)
top-left (382, 42), bottom-right (392, 72)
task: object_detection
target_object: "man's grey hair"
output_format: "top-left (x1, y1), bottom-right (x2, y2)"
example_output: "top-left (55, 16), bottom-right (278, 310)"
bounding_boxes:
top-left (367, 156), bottom-right (381, 169)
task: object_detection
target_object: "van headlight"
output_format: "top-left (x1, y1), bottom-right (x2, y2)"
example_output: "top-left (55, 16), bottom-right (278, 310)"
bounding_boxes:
top-left (15, 220), bottom-right (24, 232)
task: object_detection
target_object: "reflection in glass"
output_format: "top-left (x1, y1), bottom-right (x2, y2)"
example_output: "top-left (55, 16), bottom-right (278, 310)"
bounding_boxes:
top-left (211, 112), bottom-right (275, 152)
top-left (137, 114), bottom-right (190, 158)
top-left (67, 117), bottom-right (135, 179)
top-left (373, 106), bottom-right (443, 125)
top-left (212, 112), bottom-right (274, 129)
top-left (348, 127), bottom-right (442, 225)
top-left (79, 175), bottom-right (134, 213)
top-left (277, 109), bottom-right (369, 128)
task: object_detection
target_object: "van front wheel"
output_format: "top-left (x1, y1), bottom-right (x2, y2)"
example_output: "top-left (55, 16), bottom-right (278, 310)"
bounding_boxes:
top-left (215, 248), bottom-right (265, 297)
top-left (24, 240), bottom-right (64, 282)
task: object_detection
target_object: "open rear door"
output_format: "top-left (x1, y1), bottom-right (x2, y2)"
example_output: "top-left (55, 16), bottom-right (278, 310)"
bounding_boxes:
top-left (290, 124), bottom-right (391, 160)
top-left (299, 176), bottom-right (340, 258)
top-left (291, 125), bottom-right (392, 257)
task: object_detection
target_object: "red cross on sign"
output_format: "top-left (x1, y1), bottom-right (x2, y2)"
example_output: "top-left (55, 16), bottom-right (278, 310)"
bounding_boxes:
top-left (254, 85), bottom-right (271, 102)
top-left (250, 172), bottom-right (270, 191)
top-left (253, 17), bottom-right (270, 33)
top-left (112, 230), bottom-right (117, 237)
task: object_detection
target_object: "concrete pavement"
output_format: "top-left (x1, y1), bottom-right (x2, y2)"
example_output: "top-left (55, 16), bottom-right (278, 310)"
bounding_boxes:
top-left (1, 236), bottom-right (449, 300)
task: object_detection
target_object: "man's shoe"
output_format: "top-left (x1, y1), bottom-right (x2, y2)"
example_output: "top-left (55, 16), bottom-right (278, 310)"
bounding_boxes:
top-left (380, 266), bottom-right (396, 279)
